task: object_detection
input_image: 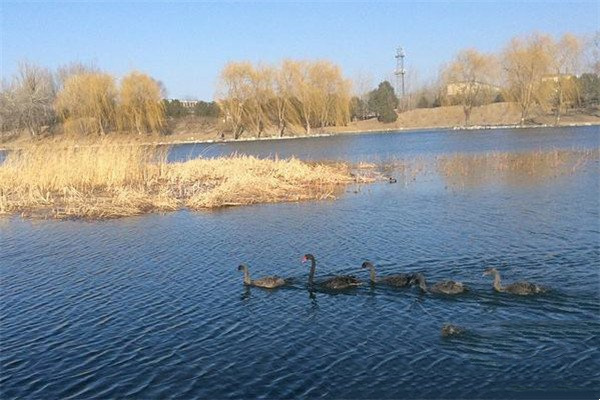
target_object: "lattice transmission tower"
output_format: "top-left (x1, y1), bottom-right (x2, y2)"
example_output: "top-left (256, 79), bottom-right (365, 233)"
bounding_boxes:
top-left (394, 47), bottom-right (406, 99)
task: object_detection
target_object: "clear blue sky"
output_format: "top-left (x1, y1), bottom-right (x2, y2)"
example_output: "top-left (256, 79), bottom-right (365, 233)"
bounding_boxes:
top-left (2, 1), bottom-right (598, 100)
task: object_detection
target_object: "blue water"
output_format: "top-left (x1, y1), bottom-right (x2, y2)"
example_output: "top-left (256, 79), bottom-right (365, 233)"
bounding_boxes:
top-left (1, 127), bottom-right (599, 399)
top-left (168, 125), bottom-right (600, 162)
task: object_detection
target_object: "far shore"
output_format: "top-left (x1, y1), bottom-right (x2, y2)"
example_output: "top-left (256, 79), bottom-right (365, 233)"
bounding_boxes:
top-left (143, 120), bottom-right (600, 148)
top-left (1, 121), bottom-right (599, 153)
top-left (1, 102), bottom-right (599, 152)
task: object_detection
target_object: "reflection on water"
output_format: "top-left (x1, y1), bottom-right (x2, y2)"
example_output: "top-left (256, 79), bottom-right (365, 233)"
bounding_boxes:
top-left (436, 149), bottom-right (599, 188)
top-left (1, 127), bottom-right (599, 399)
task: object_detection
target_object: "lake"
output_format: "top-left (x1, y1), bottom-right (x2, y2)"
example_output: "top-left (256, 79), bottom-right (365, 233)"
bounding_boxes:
top-left (1, 126), bottom-right (599, 399)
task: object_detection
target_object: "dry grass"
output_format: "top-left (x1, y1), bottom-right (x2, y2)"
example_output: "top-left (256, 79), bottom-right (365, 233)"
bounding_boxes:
top-left (0, 140), bottom-right (376, 219)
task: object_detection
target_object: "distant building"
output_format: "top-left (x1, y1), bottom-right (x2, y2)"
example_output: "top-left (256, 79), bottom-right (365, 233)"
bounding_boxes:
top-left (446, 81), bottom-right (501, 97)
top-left (540, 74), bottom-right (576, 83)
top-left (167, 99), bottom-right (198, 108)
top-left (179, 100), bottom-right (198, 108)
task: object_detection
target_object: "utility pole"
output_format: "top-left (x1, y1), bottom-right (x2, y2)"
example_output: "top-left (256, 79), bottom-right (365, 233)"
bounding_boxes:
top-left (394, 47), bottom-right (406, 108)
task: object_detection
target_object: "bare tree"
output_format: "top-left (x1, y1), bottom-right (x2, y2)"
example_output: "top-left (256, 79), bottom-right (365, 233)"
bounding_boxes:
top-left (351, 71), bottom-right (373, 119)
top-left (5, 62), bottom-right (57, 136)
top-left (583, 31), bottom-right (600, 75)
top-left (0, 78), bottom-right (17, 133)
top-left (547, 34), bottom-right (582, 125)
top-left (502, 34), bottom-right (553, 125)
top-left (443, 49), bottom-right (498, 125)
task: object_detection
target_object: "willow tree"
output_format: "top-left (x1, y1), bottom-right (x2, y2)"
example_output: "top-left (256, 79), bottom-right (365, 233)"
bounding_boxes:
top-left (271, 62), bottom-right (299, 136)
top-left (443, 49), bottom-right (498, 126)
top-left (217, 62), bottom-right (254, 139)
top-left (55, 72), bottom-right (117, 135)
top-left (56, 62), bottom-right (98, 90)
top-left (502, 34), bottom-right (553, 125)
top-left (118, 71), bottom-right (165, 134)
top-left (283, 60), bottom-right (315, 135)
top-left (309, 60), bottom-right (351, 128)
top-left (244, 64), bottom-right (273, 137)
top-left (218, 59), bottom-right (352, 138)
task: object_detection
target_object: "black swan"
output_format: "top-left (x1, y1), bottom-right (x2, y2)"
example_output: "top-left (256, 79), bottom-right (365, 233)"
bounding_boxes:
top-left (410, 272), bottom-right (466, 294)
top-left (483, 267), bottom-right (546, 295)
top-left (302, 254), bottom-right (361, 290)
top-left (238, 264), bottom-right (286, 289)
top-left (362, 261), bottom-right (413, 287)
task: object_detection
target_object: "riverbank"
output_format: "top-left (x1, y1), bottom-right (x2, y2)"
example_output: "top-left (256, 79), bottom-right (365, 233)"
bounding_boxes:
top-left (148, 102), bottom-right (600, 146)
top-left (2, 103), bottom-right (598, 151)
top-left (0, 141), bottom-right (378, 219)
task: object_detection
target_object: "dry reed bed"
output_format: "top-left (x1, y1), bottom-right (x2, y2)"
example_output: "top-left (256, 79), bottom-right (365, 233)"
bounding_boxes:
top-left (0, 142), bottom-right (376, 219)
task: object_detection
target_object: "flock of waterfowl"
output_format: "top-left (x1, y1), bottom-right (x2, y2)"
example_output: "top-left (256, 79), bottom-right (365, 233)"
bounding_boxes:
top-left (238, 253), bottom-right (548, 295)
top-left (238, 254), bottom-right (548, 337)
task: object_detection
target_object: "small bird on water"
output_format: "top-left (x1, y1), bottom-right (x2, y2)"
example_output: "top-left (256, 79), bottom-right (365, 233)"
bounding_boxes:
top-left (441, 323), bottom-right (465, 337)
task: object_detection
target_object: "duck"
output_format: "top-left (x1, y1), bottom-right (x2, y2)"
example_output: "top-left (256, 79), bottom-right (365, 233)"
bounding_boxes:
top-left (410, 272), bottom-right (467, 294)
top-left (361, 261), bottom-right (413, 287)
top-left (237, 264), bottom-right (286, 289)
top-left (388, 177), bottom-right (397, 184)
top-left (483, 267), bottom-right (546, 295)
top-left (441, 323), bottom-right (465, 337)
top-left (302, 254), bottom-right (361, 290)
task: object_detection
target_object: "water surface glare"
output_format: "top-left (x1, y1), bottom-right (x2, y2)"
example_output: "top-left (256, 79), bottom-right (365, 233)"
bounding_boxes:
top-left (1, 127), bottom-right (599, 399)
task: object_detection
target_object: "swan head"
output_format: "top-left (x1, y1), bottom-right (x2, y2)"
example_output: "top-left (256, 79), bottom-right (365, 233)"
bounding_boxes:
top-left (483, 267), bottom-right (497, 277)
top-left (302, 254), bottom-right (315, 263)
top-left (361, 261), bottom-right (374, 269)
top-left (238, 264), bottom-right (248, 271)
top-left (409, 272), bottom-right (425, 285)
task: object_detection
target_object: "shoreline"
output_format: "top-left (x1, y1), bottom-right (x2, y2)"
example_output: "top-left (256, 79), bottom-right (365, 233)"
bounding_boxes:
top-left (142, 121), bottom-right (600, 147)
top-left (1, 121), bottom-right (598, 152)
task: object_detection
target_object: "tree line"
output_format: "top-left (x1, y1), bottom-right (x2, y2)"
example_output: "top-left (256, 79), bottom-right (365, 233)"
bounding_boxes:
top-left (163, 99), bottom-right (220, 119)
top-left (217, 60), bottom-right (352, 138)
top-left (401, 32), bottom-right (600, 125)
top-left (1, 62), bottom-right (166, 137)
top-left (1, 30), bottom-right (598, 139)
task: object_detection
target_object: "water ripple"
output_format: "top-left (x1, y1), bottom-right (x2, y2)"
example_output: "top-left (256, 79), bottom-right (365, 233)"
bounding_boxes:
top-left (2, 128), bottom-right (599, 399)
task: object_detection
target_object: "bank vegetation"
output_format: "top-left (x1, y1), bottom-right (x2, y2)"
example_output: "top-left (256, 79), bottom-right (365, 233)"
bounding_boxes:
top-left (0, 141), bottom-right (376, 219)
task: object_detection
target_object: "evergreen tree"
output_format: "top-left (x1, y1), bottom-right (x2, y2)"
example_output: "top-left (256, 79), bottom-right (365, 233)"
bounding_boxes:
top-left (193, 101), bottom-right (220, 117)
top-left (368, 81), bottom-right (398, 123)
top-left (163, 99), bottom-right (188, 118)
top-left (578, 73), bottom-right (600, 106)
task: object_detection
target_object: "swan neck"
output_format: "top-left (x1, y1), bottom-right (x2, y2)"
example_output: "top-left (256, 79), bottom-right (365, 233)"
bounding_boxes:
top-left (369, 265), bottom-right (376, 283)
top-left (242, 266), bottom-right (251, 285)
top-left (308, 258), bottom-right (316, 286)
top-left (493, 271), bottom-right (502, 291)
top-left (418, 275), bottom-right (427, 292)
